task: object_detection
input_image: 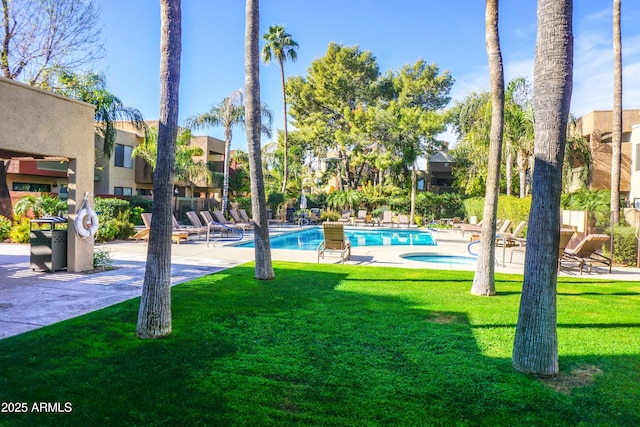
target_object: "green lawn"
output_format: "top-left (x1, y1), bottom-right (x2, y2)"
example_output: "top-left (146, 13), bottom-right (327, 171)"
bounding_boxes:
top-left (1, 262), bottom-right (639, 426)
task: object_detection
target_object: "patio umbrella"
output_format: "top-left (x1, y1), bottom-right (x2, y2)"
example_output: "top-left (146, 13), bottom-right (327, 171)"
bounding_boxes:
top-left (300, 189), bottom-right (307, 210)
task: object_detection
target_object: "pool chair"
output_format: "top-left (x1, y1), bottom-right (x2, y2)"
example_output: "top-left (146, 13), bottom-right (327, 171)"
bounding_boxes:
top-left (137, 212), bottom-right (189, 244)
top-left (238, 208), bottom-right (255, 225)
top-left (500, 220), bottom-right (527, 247)
top-left (398, 214), bottom-right (410, 228)
top-left (510, 227), bottom-right (577, 269)
top-left (337, 210), bottom-right (352, 224)
top-left (317, 222), bottom-right (351, 263)
top-left (229, 208), bottom-right (254, 231)
top-left (380, 210), bottom-right (395, 227)
top-left (354, 210), bottom-right (369, 226)
top-left (212, 210), bottom-right (250, 232)
top-left (562, 233), bottom-right (611, 274)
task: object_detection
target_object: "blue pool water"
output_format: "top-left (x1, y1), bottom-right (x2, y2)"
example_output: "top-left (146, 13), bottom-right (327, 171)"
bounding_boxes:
top-left (237, 227), bottom-right (437, 250)
top-left (401, 254), bottom-right (477, 265)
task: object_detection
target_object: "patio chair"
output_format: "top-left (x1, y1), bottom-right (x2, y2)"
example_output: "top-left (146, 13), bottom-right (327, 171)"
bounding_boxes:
top-left (459, 219), bottom-right (485, 238)
top-left (138, 212), bottom-right (189, 244)
top-left (500, 220), bottom-right (527, 247)
top-left (354, 210), bottom-right (368, 226)
top-left (380, 210), bottom-right (395, 227)
top-left (186, 211), bottom-right (224, 240)
top-left (398, 214), bottom-right (410, 227)
top-left (212, 210), bottom-right (249, 232)
top-left (337, 210), bottom-right (352, 224)
top-left (562, 233), bottom-right (611, 274)
top-left (238, 208), bottom-right (255, 225)
top-left (510, 227), bottom-right (577, 269)
top-left (229, 208), bottom-right (254, 231)
top-left (317, 222), bottom-right (351, 263)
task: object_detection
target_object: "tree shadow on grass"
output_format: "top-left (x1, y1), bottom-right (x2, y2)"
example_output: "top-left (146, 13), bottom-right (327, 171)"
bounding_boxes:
top-left (0, 262), bottom-right (638, 426)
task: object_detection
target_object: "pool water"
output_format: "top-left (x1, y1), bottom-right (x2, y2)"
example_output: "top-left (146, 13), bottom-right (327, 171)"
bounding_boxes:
top-left (401, 254), bottom-right (477, 265)
top-left (237, 227), bottom-right (437, 250)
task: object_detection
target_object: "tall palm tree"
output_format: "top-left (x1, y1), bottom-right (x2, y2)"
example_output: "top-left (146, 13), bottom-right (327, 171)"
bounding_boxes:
top-left (49, 69), bottom-right (147, 157)
top-left (246, 0), bottom-right (275, 280)
top-left (611, 0), bottom-right (622, 225)
top-left (136, 0), bottom-right (181, 339)
top-left (471, 0), bottom-right (504, 297)
top-left (513, 0), bottom-right (573, 376)
top-left (185, 92), bottom-right (273, 215)
top-left (262, 24), bottom-right (298, 193)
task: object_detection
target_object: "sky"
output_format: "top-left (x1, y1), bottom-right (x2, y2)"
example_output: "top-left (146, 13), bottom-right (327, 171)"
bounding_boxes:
top-left (94, 0), bottom-right (640, 150)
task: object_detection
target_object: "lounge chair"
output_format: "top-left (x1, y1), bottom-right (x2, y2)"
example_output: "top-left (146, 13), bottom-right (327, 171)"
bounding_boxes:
top-left (562, 233), bottom-right (611, 274)
top-left (380, 210), bottom-right (395, 227)
top-left (337, 210), bottom-right (352, 224)
top-left (212, 210), bottom-right (249, 232)
top-left (510, 227), bottom-right (577, 268)
top-left (186, 211), bottom-right (225, 240)
top-left (459, 219), bottom-right (486, 238)
top-left (138, 212), bottom-right (189, 244)
top-left (398, 214), bottom-right (410, 227)
top-left (317, 222), bottom-right (351, 263)
top-left (239, 208), bottom-right (255, 225)
top-left (500, 221), bottom-right (527, 247)
top-left (354, 210), bottom-right (369, 226)
top-left (229, 208), bottom-right (254, 231)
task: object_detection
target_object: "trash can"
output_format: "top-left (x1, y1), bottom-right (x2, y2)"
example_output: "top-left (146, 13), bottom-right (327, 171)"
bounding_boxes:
top-left (286, 207), bottom-right (295, 223)
top-left (30, 216), bottom-right (68, 272)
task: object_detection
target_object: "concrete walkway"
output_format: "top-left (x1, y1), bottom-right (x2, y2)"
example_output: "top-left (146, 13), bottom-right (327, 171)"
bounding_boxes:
top-left (1, 227), bottom-right (638, 339)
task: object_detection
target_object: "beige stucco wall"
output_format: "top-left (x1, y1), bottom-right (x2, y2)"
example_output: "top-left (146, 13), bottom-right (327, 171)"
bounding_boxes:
top-left (95, 128), bottom-right (142, 195)
top-left (0, 77), bottom-right (95, 272)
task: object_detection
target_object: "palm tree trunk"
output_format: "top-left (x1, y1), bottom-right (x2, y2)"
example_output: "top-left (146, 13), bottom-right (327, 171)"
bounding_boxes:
top-left (513, 0), bottom-right (573, 376)
top-left (245, 0), bottom-right (274, 280)
top-left (222, 127), bottom-right (232, 215)
top-left (279, 59), bottom-right (289, 193)
top-left (505, 144), bottom-right (513, 195)
top-left (472, 0), bottom-right (503, 297)
top-left (611, 0), bottom-right (622, 225)
top-left (137, 0), bottom-right (181, 339)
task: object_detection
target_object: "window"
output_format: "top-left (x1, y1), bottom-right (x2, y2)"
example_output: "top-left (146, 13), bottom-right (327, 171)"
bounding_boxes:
top-left (137, 188), bottom-right (152, 196)
top-left (636, 144), bottom-right (640, 171)
top-left (114, 187), bottom-right (133, 196)
top-left (12, 182), bottom-right (51, 192)
top-left (114, 144), bottom-right (133, 168)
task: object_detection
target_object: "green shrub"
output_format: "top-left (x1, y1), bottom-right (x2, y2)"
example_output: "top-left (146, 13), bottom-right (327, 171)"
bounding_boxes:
top-left (321, 211), bottom-right (340, 222)
top-left (462, 195), bottom-right (531, 226)
top-left (129, 196), bottom-right (153, 214)
top-left (387, 195), bottom-right (410, 214)
top-left (0, 215), bottom-right (11, 241)
top-left (96, 209), bottom-right (135, 242)
top-left (9, 217), bottom-right (31, 243)
top-left (604, 226), bottom-right (638, 266)
top-left (93, 245), bottom-right (115, 269)
top-left (94, 197), bottom-right (131, 219)
top-left (129, 206), bottom-right (145, 226)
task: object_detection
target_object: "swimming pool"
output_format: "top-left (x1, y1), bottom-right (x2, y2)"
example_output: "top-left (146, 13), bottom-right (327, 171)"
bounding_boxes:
top-left (237, 227), bottom-right (437, 250)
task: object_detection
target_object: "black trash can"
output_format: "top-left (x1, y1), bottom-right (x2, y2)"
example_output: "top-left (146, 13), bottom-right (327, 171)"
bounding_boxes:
top-left (286, 207), bottom-right (295, 223)
top-left (30, 216), bottom-right (68, 272)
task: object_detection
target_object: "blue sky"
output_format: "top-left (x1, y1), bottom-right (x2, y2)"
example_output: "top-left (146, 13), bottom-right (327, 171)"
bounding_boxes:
top-left (95, 0), bottom-right (640, 149)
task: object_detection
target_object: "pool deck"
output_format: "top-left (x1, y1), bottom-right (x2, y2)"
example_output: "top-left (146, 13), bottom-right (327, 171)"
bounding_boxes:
top-left (1, 225), bottom-right (638, 339)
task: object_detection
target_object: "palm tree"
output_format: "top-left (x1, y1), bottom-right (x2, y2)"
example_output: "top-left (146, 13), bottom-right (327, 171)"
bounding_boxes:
top-left (133, 127), bottom-right (211, 211)
top-left (184, 91), bottom-right (273, 215)
top-left (471, 0), bottom-right (504, 297)
top-left (611, 0), bottom-right (622, 226)
top-left (262, 24), bottom-right (298, 194)
top-left (245, 0), bottom-right (275, 280)
top-left (49, 69), bottom-right (147, 157)
top-left (513, 0), bottom-right (573, 376)
top-left (137, 0), bottom-right (181, 339)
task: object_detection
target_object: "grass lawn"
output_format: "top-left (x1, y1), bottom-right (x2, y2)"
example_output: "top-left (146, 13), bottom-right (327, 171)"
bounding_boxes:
top-left (1, 261), bottom-right (639, 426)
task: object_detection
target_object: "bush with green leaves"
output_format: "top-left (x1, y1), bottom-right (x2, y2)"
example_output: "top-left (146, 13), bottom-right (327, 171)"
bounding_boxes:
top-left (128, 206), bottom-right (145, 226)
top-left (320, 211), bottom-right (340, 222)
top-left (93, 245), bottom-right (115, 269)
top-left (94, 198), bottom-right (135, 242)
top-left (463, 195), bottom-right (531, 226)
top-left (0, 215), bottom-right (11, 241)
top-left (14, 194), bottom-right (67, 218)
top-left (561, 188), bottom-right (611, 232)
top-left (604, 226), bottom-right (638, 266)
top-left (9, 217), bottom-right (31, 243)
